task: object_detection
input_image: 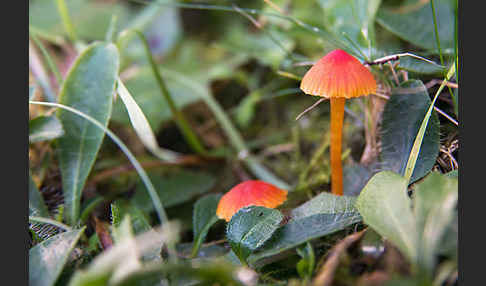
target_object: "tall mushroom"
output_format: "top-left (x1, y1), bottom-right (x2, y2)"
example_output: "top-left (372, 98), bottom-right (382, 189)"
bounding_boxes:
top-left (300, 49), bottom-right (377, 196)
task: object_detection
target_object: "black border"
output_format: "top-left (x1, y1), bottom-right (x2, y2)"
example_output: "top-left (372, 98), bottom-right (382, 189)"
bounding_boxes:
top-left (12, 0), bottom-right (28, 285)
top-left (458, 0), bottom-right (480, 284)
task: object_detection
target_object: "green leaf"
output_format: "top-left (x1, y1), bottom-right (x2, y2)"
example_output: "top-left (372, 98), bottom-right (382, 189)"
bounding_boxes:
top-left (290, 192), bottom-right (357, 220)
top-left (397, 56), bottom-right (447, 75)
top-left (116, 79), bottom-right (178, 161)
top-left (376, 0), bottom-right (455, 52)
top-left (227, 206), bottom-right (284, 264)
top-left (317, 0), bottom-right (382, 59)
top-left (111, 200), bottom-right (152, 239)
top-left (343, 163), bottom-right (378, 196)
top-left (403, 64), bottom-right (455, 185)
top-left (68, 222), bottom-right (179, 286)
top-left (221, 23), bottom-right (294, 69)
top-left (249, 212), bottom-right (361, 267)
top-left (111, 68), bottom-right (201, 131)
top-left (248, 192), bottom-right (361, 266)
top-left (29, 227), bottom-right (85, 286)
top-left (112, 216), bottom-right (136, 245)
top-left (296, 242), bottom-right (315, 280)
top-left (380, 80), bottom-right (440, 183)
top-left (29, 172), bottom-right (49, 217)
top-left (355, 171), bottom-right (417, 263)
top-left (413, 172), bottom-right (458, 272)
top-left (57, 42), bottom-right (119, 225)
top-left (235, 91), bottom-right (261, 128)
top-left (29, 115), bottom-right (64, 143)
top-left (192, 193), bottom-right (222, 257)
top-left (132, 169), bottom-right (216, 212)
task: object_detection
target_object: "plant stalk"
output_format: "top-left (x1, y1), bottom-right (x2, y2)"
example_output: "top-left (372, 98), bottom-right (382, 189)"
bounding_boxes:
top-left (118, 30), bottom-right (207, 155)
top-left (55, 0), bottom-right (77, 42)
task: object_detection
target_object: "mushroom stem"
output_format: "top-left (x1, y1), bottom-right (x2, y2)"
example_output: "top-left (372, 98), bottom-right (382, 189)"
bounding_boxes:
top-left (330, 97), bottom-right (346, 196)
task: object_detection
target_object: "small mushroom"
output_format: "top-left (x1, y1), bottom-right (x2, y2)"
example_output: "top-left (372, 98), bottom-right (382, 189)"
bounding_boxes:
top-left (300, 49), bottom-right (377, 196)
top-left (216, 180), bottom-right (288, 222)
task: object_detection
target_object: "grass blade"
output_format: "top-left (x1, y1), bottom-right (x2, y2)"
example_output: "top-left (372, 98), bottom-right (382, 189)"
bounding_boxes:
top-left (55, 0), bottom-right (77, 42)
top-left (30, 31), bottom-right (63, 88)
top-left (404, 64), bottom-right (456, 184)
top-left (116, 79), bottom-right (180, 162)
top-left (30, 100), bottom-right (168, 225)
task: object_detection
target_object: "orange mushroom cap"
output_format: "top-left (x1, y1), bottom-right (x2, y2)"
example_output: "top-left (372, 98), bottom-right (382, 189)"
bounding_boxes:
top-left (300, 49), bottom-right (377, 98)
top-left (216, 180), bottom-right (288, 222)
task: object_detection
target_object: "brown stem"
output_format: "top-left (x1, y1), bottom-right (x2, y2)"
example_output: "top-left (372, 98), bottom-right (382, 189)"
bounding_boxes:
top-left (330, 97), bottom-right (345, 196)
top-left (312, 230), bottom-right (366, 286)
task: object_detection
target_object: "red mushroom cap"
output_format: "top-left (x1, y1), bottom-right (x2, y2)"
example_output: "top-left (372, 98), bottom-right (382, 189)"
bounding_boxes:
top-left (216, 180), bottom-right (288, 222)
top-left (300, 49), bottom-right (377, 99)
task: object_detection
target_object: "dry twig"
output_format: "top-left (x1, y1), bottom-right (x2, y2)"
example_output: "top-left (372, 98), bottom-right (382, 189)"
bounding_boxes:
top-left (312, 229), bottom-right (367, 286)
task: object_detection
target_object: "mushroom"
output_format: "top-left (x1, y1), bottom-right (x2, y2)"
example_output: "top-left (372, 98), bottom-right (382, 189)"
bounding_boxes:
top-left (300, 49), bottom-right (377, 196)
top-left (216, 180), bottom-right (288, 222)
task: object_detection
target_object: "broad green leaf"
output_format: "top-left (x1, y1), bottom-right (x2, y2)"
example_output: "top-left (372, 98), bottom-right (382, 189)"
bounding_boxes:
top-left (380, 80), bottom-right (440, 183)
top-left (249, 212), bottom-right (361, 267)
top-left (116, 79), bottom-right (178, 161)
top-left (132, 169), bottom-right (216, 213)
top-left (343, 163), bottom-right (379, 196)
top-left (29, 227), bottom-right (85, 286)
top-left (397, 56), bottom-right (447, 75)
top-left (29, 115), bottom-right (64, 143)
top-left (290, 192), bottom-right (357, 220)
top-left (227, 206), bottom-right (284, 264)
top-left (355, 171), bottom-right (417, 263)
top-left (29, 172), bottom-right (49, 217)
top-left (247, 192), bottom-right (361, 266)
top-left (376, 0), bottom-right (455, 52)
top-left (413, 172), bottom-right (458, 272)
top-left (437, 215), bottom-right (457, 259)
top-left (57, 42), bottom-right (119, 225)
top-left (192, 193), bottom-right (222, 257)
